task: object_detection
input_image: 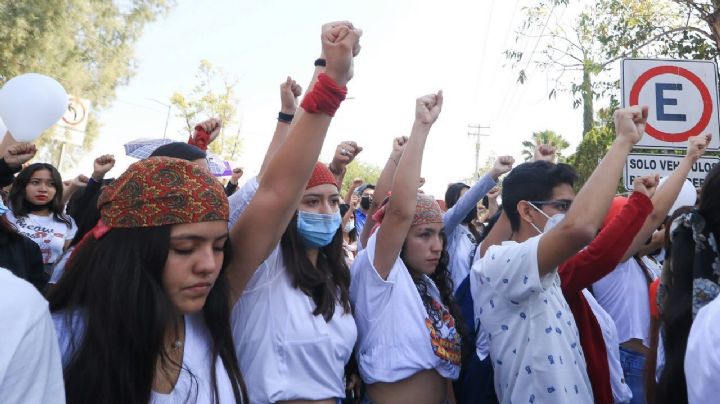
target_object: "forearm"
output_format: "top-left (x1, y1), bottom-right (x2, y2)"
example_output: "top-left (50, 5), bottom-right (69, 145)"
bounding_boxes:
top-left (258, 121), bottom-right (292, 179)
top-left (622, 157), bottom-right (693, 260)
top-left (61, 186), bottom-right (81, 207)
top-left (360, 155), bottom-right (398, 247)
top-left (344, 184), bottom-right (359, 206)
top-left (388, 122), bottom-right (429, 219)
top-left (560, 192), bottom-right (652, 294)
top-left (444, 173), bottom-right (496, 234)
top-left (566, 138), bottom-right (633, 231)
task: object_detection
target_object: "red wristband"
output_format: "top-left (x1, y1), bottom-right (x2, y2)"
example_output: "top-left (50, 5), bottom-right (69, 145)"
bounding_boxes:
top-left (300, 73), bottom-right (347, 117)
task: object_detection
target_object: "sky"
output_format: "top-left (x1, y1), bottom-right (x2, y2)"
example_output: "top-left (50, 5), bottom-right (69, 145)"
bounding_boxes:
top-left (71, 0), bottom-right (589, 198)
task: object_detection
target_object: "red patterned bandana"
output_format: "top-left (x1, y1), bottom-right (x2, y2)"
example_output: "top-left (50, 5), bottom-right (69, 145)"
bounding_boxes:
top-left (306, 162), bottom-right (338, 190)
top-left (98, 157), bottom-right (229, 228)
top-left (413, 194), bottom-right (444, 226)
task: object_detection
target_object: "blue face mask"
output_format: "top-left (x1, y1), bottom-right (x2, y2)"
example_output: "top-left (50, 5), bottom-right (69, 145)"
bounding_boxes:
top-left (296, 210), bottom-right (342, 248)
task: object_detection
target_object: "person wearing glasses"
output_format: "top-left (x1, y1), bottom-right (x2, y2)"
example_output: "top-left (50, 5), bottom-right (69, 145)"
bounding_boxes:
top-left (470, 106), bottom-right (647, 403)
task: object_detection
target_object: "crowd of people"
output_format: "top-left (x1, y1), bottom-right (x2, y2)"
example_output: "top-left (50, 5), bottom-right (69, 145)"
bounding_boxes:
top-left (0, 21), bottom-right (718, 404)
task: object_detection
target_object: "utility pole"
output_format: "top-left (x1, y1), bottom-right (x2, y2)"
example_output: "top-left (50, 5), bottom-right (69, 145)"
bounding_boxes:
top-left (467, 124), bottom-right (490, 180)
top-left (148, 98), bottom-right (172, 139)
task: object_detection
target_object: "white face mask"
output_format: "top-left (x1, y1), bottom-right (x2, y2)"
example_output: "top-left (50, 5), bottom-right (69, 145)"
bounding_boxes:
top-left (527, 201), bottom-right (566, 234)
top-left (343, 221), bottom-right (355, 233)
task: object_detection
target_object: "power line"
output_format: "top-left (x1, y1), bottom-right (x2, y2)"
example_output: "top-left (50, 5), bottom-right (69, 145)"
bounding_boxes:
top-left (493, 2), bottom-right (559, 124)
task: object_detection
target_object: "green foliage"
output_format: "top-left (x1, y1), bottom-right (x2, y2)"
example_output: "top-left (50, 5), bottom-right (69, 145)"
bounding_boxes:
top-left (0, 0), bottom-right (174, 172)
top-left (566, 124), bottom-right (616, 190)
top-left (520, 130), bottom-right (571, 161)
top-left (170, 59), bottom-right (241, 161)
top-left (508, 0), bottom-right (716, 136)
top-left (340, 160), bottom-right (382, 196)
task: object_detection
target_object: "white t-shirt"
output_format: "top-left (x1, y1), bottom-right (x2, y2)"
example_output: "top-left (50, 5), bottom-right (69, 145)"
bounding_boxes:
top-left (232, 245), bottom-right (357, 403)
top-left (471, 235), bottom-right (593, 404)
top-left (685, 293), bottom-right (720, 404)
top-left (447, 224), bottom-right (477, 293)
top-left (5, 211), bottom-right (77, 265)
top-left (468, 270), bottom-right (490, 361)
top-left (53, 311), bottom-right (239, 403)
top-left (592, 257), bottom-right (658, 347)
top-left (582, 289), bottom-right (633, 403)
top-left (227, 176), bottom-right (259, 229)
top-left (0, 268), bottom-right (65, 404)
top-left (350, 233), bottom-right (461, 384)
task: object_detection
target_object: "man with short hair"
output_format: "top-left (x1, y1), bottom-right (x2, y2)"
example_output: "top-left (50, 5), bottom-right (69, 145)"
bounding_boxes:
top-left (354, 183), bottom-right (375, 236)
top-left (471, 106), bottom-right (648, 403)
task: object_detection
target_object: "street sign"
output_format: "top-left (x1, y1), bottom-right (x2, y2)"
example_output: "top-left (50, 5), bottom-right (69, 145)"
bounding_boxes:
top-left (623, 152), bottom-right (719, 190)
top-left (622, 59), bottom-right (720, 151)
top-left (56, 96), bottom-right (92, 146)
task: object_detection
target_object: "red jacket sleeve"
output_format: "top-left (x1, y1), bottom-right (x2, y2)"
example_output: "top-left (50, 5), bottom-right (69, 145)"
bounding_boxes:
top-left (559, 192), bottom-right (653, 297)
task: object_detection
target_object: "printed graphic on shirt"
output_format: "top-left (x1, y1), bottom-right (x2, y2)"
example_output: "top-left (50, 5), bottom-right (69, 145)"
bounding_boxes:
top-left (424, 298), bottom-right (462, 365)
top-left (9, 215), bottom-right (75, 265)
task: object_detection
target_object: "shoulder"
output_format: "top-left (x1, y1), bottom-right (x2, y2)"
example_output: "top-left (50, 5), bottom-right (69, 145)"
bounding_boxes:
top-left (0, 268), bottom-right (49, 327)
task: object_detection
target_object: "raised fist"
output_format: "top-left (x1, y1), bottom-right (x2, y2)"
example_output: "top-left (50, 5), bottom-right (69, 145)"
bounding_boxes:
top-left (3, 142), bottom-right (36, 168)
top-left (280, 76), bottom-right (302, 114)
top-left (686, 134), bottom-right (711, 163)
top-left (633, 174), bottom-right (659, 199)
top-left (198, 118), bottom-right (222, 143)
top-left (230, 167), bottom-right (244, 184)
top-left (322, 23), bottom-right (362, 87)
top-left (614, 106), bottom-right (648, 146)
top-left (490, 155), bottom-right (514, 180)
top-left (333, 141), bottom-right (362, 166)
top-left (533, 145), bottom-right (556, 162)
top-left (415, 91), bottom-right (443, 125)
top-left (93, 154), bottom-right (115, 180)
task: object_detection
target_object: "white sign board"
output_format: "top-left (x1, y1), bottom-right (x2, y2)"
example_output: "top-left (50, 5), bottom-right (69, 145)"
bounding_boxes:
top-left (622, 59), bottom-right (720, 151)
top-left (55, 96), bottom-right (92, 146)
top-left (624, 153), bottom-right (719, 190)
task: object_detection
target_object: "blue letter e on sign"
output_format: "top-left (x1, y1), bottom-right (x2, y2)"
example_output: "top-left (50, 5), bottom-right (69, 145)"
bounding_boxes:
top-left (656, 83), bottom-right (687, 121)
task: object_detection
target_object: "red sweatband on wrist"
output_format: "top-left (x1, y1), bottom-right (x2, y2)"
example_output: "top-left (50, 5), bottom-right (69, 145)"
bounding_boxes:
top-left (300, 73), bottom-right (347, 117)
top-left (189, 126), bottom-right (210, 151)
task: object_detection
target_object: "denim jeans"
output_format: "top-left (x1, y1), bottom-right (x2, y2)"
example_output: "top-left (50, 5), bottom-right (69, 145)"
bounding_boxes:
top-left (619, 346), bottom-right (646, 404)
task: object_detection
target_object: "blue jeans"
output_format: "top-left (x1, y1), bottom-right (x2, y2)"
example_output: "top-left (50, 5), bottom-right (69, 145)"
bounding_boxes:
top-left (619, 346), bottom-right (646, 404)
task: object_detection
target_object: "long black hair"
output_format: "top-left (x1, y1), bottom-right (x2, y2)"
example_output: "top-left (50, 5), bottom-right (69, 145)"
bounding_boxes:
top-left (47, 226), bottom-right (246, 404)
top-left (10, 163), bottom-right (71, 227)
top-left (656, 164), bottom-right (720, 404)
top-left (402, 232), bottom-right (472, 362)
top-left (280, 213), bottom-right (352, 322)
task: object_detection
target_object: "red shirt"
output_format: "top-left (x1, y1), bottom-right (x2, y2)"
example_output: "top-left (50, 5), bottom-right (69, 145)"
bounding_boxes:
top-left (559, 192), bottom-right (653, 404)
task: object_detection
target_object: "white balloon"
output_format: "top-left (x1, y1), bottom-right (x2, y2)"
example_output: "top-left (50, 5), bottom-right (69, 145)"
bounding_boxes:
top-left (0, 73), bottom-right (68, 142)
top-left (658, 176), bottom-right (697, 215)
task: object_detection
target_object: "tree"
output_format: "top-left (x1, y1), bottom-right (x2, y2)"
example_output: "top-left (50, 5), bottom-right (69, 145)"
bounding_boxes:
top-left (0, 0), bottom-right (174, 172)
top-left (340, 160), bottom-right (382, 196)
top-left (170, 59), bottom-right (242, 161)
top-left (507, 0), bottom-right (716, 136)
top-left (521, 130), bottom-right (570, 161)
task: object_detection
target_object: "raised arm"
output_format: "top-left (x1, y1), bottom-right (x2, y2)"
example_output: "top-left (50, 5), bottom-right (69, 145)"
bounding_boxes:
top-left (536, 106), bottom-right (646, 276)
top-left (373, 92), bottom-right (442, 279)
top-left (328, 141), bottom-right (362, 188)
top-left (559, 175), bottom-right (656, 296)
top-left (619, 134), bottom-right (711, 262)
top-left (67, 155), bottom-right (115, 218)
top-left (443, 156), bottom-right (513, 236)
top-left (359, 136), bottom-right (408, 249)
top-left (258, 77), bottom-right (302, 178)
top-left (1, 142), bottom-right (36, 187)
top-left (227, 23), bottom-right (361, 299)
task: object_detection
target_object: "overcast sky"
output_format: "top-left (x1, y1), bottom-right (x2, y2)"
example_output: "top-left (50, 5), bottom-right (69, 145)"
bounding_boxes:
top-left (75, 0), bottom-right (591, 197)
